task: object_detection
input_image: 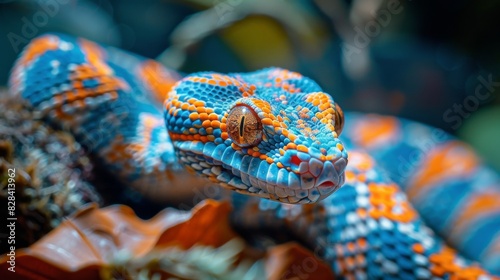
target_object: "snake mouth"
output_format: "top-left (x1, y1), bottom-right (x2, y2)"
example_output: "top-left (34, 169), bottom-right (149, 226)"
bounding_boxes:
top-left (220, 162), bottom-right (345, 204)
top-left (317, 181), bottom-right (335, 189)
top-left (178, 142), bottom-right (347, 204)
top-left (205, 154), bottom-right (348, 204)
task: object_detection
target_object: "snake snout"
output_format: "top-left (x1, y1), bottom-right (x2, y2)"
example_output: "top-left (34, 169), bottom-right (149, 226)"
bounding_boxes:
top-left (274, 147), bottom-right (347, 203)
top-left (313, 157), bottom-right (347, 195)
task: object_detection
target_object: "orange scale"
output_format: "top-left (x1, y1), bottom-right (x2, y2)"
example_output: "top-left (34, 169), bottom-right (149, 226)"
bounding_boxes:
top-left (199, 113), bottom-right (209, 120)
top-left (369, 197), bottom-right (384, 207)
top-left (262, 118), bottom-right (273, 125)
top-left (230, 143), bottom-right (240, 150)
top-left (429, 254), bottom-right (443, 263)
top-left (319, 104), bottom-right (330, 111)
top-left (441, 252), bottom-right (457, 262)
top-left (72, 80), bottom-right (83, 89)
top-left (345, 256), bottom-right (355, 268)
top-left (336, 143), bottom-right (344, 151)
top-left (443, 263), bottom-right (460, 274)
top-left (384, 201), bottom-right (398, 209)
top-left (430, 266), bottom-right (446, 277)
top-left (357, 238), bottom-right (368, 249)
top-left (465, 267), bottom-right (487, 277)
top-left (202, 120), bottom-right (211, 128)
top-left (369, 209), bottom-right (383, 219)
top-left (356, 208), bottom-right (368, 219)
top-left (189, 112), bottom-right (199, 121)
top-left (412, 243), bottom-right (425, 254)
top-left (211, 120), bottom-right (221, 128)
top-left (387, 213), bottom-right (404, 223)
top-left (261, 107), bottom-right (272, 114)
top-left (346, 242), bottom-right (356, 252)
top-left (297, 145), bottom-right (308, 153)
top-left (194, 100), bottom-right (205, 107)
top-left (356, 173), bottom-right (367, 182)
top-left (287, 143), bottom-right (297, 150)
top-left (355, 254), bottom-right (365, 266)
top-left (66, 92), bottom-right (79, 102)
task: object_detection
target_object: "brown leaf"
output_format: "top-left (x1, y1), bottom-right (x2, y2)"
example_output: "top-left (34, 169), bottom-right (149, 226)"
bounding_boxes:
top-left (0, 200), bottom-right (238, 279)
top-left (266, 242), bottom-right (336, 280)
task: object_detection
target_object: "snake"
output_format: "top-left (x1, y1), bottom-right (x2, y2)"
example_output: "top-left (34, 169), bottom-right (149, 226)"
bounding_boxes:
top-left (8, 33), bottom-right (500, 279)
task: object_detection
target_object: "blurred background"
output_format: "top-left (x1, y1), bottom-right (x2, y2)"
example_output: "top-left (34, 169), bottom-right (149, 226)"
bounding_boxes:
top-left (0, 0), bottom-right (499, 170)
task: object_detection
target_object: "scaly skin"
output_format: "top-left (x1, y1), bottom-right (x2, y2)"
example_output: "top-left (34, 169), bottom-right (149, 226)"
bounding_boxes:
top-left (9, 34), bottom-right (500, 278)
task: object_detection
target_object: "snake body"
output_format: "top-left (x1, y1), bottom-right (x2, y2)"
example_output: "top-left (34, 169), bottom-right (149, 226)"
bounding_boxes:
top-left (9, 34), bottom-right (500, 279)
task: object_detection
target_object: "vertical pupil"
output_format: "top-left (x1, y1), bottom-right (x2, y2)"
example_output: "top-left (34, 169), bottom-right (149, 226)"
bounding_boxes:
top-left (239, 116), bottom-right (245, 137)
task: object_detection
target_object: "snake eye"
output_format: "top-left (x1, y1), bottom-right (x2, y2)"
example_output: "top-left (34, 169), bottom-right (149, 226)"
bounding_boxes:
top-left (227, 105), bottom-right (263, 147)
top-left (334, 103), bottom-right (344, 136)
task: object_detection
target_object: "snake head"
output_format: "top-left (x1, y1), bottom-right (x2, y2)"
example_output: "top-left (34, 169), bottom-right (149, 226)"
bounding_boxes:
top-left (165, 68), bottom-right (347, 204)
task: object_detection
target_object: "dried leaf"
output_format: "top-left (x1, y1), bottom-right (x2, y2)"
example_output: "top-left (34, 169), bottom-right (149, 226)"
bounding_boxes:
top-left (0, 200), bottom-right (257, 279)
top-left (266, 242), bottom-right (335, 280)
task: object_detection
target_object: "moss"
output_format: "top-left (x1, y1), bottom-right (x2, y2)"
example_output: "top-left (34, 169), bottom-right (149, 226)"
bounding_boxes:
top-left (0, 89), bottom-right (102, 252)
